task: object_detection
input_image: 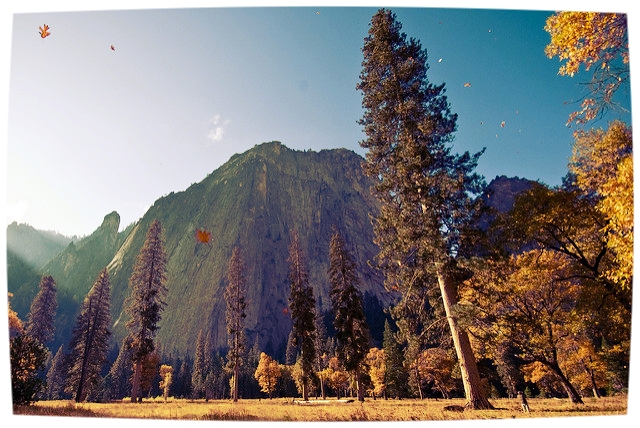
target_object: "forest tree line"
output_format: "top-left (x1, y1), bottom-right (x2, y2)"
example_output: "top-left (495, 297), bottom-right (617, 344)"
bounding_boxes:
top-left (9, 9), bottom-right (631, 408)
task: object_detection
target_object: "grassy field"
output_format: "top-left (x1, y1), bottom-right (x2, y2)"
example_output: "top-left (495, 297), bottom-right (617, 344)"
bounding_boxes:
top-left (12, 395), bottom-right (628, 421)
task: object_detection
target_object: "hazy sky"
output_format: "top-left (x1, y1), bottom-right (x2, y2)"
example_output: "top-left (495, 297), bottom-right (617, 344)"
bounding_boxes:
top-left (3, 1), bottom-right (634, 237)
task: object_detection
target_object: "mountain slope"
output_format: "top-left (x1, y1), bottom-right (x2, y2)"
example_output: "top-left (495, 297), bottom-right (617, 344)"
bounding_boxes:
top-left (6, 222), bottom-right (71, 271)
top-left (106, 142), bottom-right (389, 357)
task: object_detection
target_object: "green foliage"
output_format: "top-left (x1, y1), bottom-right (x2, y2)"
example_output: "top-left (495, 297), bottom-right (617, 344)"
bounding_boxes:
top-left (225, 246), bottom-right (248, 401)
top-left (328, 230), bottom-right (370, 373)
top-left (382, 320), bottom-right (408, 398)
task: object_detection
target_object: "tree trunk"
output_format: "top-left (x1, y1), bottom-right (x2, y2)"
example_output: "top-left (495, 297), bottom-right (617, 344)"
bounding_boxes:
top-left (131, 360), bottom-right (142, 403)
top-left (584, 362), bottom-right (601, 398)
top-left (436, 264), bottom-right (494, 410)
top-left (356, 366), bottom-right (365, 402)
top-left (233, 364), bottom-right (239, 402)
top-left (546, 361), bottom-right (584, 404)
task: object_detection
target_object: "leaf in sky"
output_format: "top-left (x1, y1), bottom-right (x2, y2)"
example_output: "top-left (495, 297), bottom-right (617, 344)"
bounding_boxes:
top-left (39, 24), bottom-right (51, 39)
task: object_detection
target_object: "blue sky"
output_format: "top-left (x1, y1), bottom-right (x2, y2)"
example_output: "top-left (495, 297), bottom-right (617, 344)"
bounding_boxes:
top-left (3, 1), bottom-right (634, 237)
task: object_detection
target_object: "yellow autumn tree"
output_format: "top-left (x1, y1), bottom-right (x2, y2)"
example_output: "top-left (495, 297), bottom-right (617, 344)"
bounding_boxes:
top-left (8, 293), bottom-right (23, 338)
top-left (545, 12), bottom-right (629, 124)
top-left (254, 352), bottom-right (281, 399)
top-left (416, 347), bottom-right (458, 399)
top-left (366, 347), bottom-right (386, 398)
top-left (461, 250), bottom-right (586, 404)
top-left (569, 120), bottom-right (633, 289)
top-left (159, 364), bottom-right (173, 400)
top-left (327, 356), bottom-right (350, 399)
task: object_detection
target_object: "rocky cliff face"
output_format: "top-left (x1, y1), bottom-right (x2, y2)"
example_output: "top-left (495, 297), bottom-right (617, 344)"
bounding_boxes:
top-left (105, 142), bottom-right (389, 357)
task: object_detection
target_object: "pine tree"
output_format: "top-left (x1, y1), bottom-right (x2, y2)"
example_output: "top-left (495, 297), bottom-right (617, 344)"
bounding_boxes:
top-left (357, 9), bottom-right (491, 409)
top-left (314, 307), bottom-right (329, 399)
top-left (106, 338), bottom-right (134, 400)
top-left (328, 229), bottom-right (370, 402)
top-left (382, 320), bottom-right (408, 398)
top-left (124, 219), bottom-right (168, 402)
top-left (191, 329), bottom-right (206, 398)
top-left (65, 268), bottom-right (112, 402)
top-left (285, 330), bottom-right (298, 365)
top-left (225, 246), bottom-right (247, 402)
top-left (46, 345), bottom-right (67, 400)
top-left (25, 274), bottom-right (57, 346)
top-left (287, 230), bottom-right (317, 401)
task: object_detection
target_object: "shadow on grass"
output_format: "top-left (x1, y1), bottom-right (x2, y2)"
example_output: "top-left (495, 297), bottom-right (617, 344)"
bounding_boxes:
top-left (14, 403), bottom-right (100, 418)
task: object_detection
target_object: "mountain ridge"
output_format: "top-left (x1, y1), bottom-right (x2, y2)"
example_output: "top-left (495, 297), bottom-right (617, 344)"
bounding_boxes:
top-left (7, 142), bottom-right (536, 359)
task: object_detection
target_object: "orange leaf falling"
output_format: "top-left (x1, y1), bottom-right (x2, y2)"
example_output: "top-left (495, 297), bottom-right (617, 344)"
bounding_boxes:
top-left (463, 82), bottom-right (471, 87)
top-left (39, 24), bottom-right (51, 39)
top-left (196, 228), bottom-right (212, 244)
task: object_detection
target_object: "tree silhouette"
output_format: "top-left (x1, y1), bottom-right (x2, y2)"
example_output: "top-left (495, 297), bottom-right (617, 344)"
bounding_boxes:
top-left (25, 275), bottom-right (57, 346)
top-left (328, 229), bottom-right (370, 401)
top-left (124, 219), bottom-right (168, 402)
top-left (287, 230), bottom-right (316, 401)
top-left (65, 268), bottom-right (112, 402)
top-left (225, 246), bottom-right (247, 402)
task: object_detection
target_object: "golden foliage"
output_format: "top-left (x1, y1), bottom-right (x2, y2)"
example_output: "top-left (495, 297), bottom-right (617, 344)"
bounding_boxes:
top-left (365, 347), bottom-right (386, 397)
top-left (8, 292), bottom-right (23, 338)
top-left (544, 12), bottom-right (629, 124)
top-left (570, 121), bottom-right (633, 288)
top-left (254, 352), bottom-right (282, 397)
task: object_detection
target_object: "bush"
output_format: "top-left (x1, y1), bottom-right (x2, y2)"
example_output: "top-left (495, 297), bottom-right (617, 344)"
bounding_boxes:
top-left (10, 334), bottom-right (48, 405)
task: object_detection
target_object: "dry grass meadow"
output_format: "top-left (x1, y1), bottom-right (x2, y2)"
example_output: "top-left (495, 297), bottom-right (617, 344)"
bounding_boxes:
top-left (12, 395), bottom-right (628, 422)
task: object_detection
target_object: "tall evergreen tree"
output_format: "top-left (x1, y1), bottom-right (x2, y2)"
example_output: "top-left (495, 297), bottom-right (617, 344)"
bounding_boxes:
top-left (191, 329), bottom-right (207, 399)
top-left (328, 229), bottom-right (370, 402)
top-left (314, 306), bottom-right (329, 399)
top-left (46, 345), bottom-right (67, 400)
top-left (124, 219), bottom-right (168, 402)
top-left (65, 268), bottom-right (112, 402)
top-left (225, 246), bottom-right (247, 402)
top-left (25, 274), bottom-right (57, 346)
top-left (357, 9), bottom-right (491, 409)
top-left (382, 320), bottom-right (408, 398)
top-left (106, 338), bottom-right (134, 400)
top-left (287, 230), bottom-right (317, 401)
